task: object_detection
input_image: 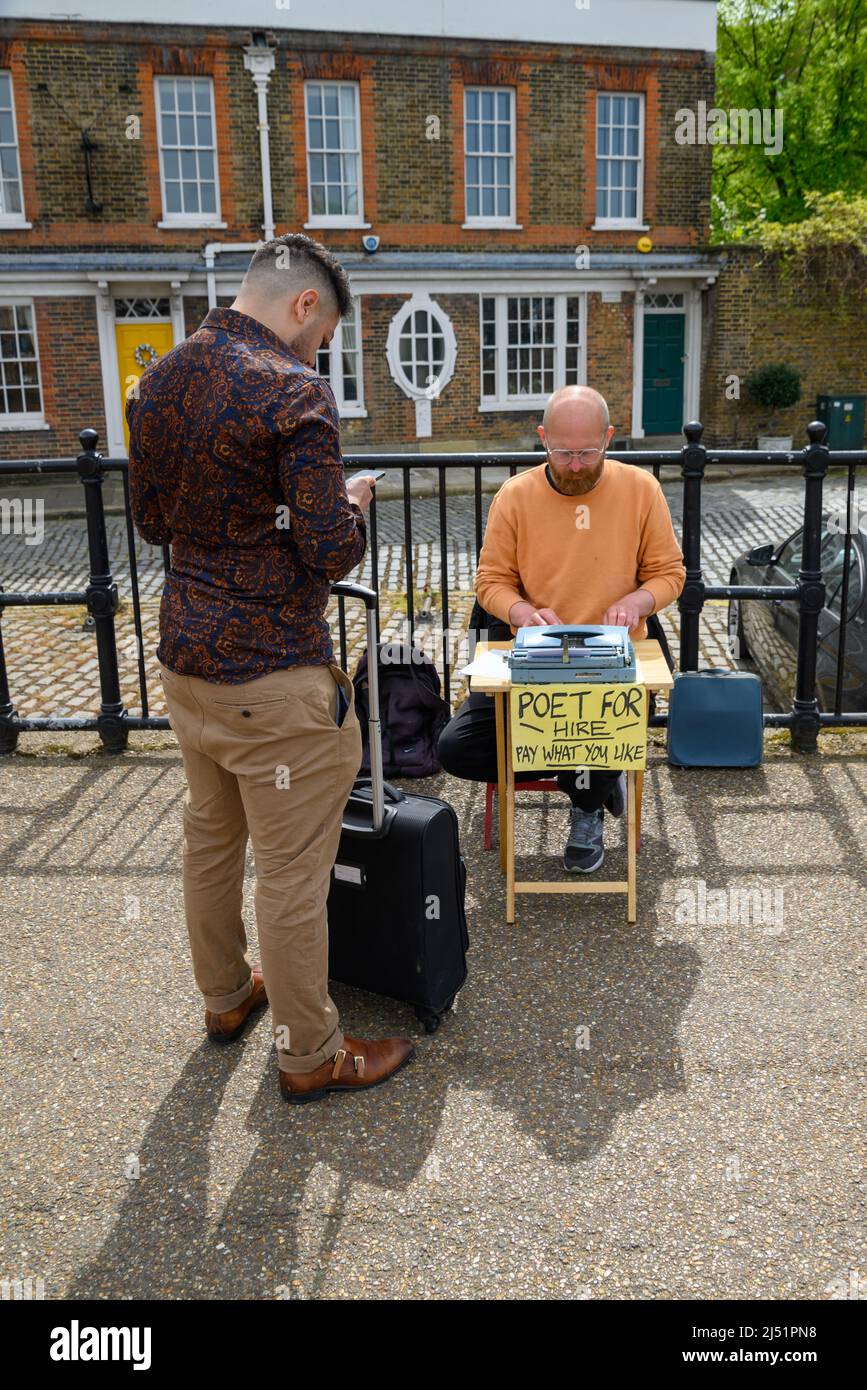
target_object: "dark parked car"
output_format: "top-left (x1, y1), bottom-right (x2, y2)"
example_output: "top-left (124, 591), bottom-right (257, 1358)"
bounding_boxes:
top-left (728, 519), bottom-right (867, 713)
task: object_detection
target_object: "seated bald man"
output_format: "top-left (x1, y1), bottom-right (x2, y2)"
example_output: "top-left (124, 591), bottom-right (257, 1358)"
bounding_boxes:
top-left (439, 385), bottom-right (685, 873)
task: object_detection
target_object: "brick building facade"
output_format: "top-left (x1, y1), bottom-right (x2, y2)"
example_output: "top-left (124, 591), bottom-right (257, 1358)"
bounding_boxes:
top-left (0, 0), bottom-right (725, 459)
top-left (700, 245), bottom-right (867, 447)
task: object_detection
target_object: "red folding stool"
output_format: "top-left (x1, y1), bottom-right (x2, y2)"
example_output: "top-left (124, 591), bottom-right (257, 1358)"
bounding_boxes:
top-left (483, 778), bottom-right (560, 851)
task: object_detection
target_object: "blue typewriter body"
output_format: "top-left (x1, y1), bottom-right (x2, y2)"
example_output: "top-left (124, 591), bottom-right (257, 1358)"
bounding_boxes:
top-left (508, 624), bottom-right (637, 684)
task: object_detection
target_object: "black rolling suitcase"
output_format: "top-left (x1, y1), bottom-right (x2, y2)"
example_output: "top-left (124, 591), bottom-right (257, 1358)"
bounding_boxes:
top-left (327, 582), bottom-right (469, 1033)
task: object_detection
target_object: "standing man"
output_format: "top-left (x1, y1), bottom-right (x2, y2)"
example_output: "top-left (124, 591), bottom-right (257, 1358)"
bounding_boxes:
top-left (439, 385), bottom-right (684, 874)
top-left (128, 234), bottom-right (414, 1105)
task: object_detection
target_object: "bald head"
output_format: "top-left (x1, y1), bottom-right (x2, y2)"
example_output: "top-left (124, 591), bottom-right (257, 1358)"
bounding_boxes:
top-left (537, 385), bottom-right (614, 495)
top-left (542, 385), bottom-right (610, 436)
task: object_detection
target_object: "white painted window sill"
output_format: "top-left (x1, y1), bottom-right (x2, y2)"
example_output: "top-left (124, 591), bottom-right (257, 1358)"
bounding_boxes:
top-left (304, 220), bottom-right (371, 230)
top-left (591, 222), bottom-right (649, 232)
top-left (158, 219), bottom-right (227, 230)
top-left (339, 408), bottom-right (368, 419)
top-left (478, 398), bottom-right (549, 413)
top-left (0, 219), bottom-right (32, 230)
top-left (0, 419), bottom-right (50, 430)
top-left (462, 221), bottom-right (523, 230)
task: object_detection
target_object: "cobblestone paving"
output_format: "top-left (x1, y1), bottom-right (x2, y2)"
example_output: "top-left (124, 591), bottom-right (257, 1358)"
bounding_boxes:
top-left (0, 479), bottom-right (848, 721)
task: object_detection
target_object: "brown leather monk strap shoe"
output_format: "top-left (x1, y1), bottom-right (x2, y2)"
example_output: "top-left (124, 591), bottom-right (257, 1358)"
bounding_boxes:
top-left (205, 970), bottom-right (268, 1044)
top-left (279, 1033), bottom-right (415, 1105)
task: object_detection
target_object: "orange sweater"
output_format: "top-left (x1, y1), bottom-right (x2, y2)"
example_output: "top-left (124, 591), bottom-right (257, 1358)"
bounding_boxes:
top-left (475, 459), bottom-right (685, 640)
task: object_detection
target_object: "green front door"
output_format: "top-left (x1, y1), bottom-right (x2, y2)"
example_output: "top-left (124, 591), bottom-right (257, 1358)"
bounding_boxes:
top-left (642, 313), bottom-right (685, 435)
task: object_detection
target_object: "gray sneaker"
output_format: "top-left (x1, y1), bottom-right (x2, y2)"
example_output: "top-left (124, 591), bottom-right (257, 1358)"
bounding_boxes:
top-left (564, 807), bottom-right (604, 873)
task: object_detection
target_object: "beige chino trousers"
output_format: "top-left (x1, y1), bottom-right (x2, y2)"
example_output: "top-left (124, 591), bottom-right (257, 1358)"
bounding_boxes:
top-left (159, 659), bottom-right (362, 1074)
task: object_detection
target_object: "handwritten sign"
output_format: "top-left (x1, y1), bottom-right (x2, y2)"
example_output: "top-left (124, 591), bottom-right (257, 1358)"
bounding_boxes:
top-left (510, 683), bottom-right (647, 771)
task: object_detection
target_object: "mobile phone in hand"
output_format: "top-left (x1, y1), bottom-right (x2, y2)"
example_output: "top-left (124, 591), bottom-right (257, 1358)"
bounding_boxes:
top-left (347, 468), bottom-right (386, 482)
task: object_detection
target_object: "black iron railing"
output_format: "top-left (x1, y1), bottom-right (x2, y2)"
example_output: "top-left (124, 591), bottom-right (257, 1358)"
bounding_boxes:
top-left (0, 422), bottom-right (865, 755)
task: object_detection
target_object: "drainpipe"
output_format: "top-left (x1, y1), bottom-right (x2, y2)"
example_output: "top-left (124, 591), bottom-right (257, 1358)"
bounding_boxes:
top-left (201, 35), bottom-right (276, 311)
top-left (243, 35), bottom-right (277, 242)
top-left (204, 241), bottom-right (261, 310)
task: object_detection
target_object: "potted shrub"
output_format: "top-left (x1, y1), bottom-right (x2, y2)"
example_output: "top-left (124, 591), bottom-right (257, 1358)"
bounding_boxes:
top-left (745, 363), bottom-right (802, 450)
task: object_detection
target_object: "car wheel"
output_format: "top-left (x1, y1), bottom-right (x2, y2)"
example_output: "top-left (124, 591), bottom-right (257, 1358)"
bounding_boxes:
top-left (727, 575), bottom-right (750, 662)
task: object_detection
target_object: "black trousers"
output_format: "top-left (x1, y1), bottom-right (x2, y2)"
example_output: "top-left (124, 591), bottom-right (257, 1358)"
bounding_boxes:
top-left (437, 692), bottom-right (621, 811)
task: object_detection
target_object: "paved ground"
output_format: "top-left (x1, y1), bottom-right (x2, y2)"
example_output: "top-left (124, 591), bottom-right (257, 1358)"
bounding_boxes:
top-left (0, 725), bottom-right (864, 1300)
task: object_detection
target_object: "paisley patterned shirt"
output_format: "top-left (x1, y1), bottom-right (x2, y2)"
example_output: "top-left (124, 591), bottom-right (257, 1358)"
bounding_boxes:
top-left (127, 307), bottom-right (366, 684)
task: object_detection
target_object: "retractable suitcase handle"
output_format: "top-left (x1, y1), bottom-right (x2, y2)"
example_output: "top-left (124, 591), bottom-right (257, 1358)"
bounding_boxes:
top-left (352, 776), bottom-right (405, 804)
top-left (331, 581), bottom-right (386, 831)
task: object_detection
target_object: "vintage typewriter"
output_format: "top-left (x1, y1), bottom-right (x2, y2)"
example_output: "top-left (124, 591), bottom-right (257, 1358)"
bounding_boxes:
top-left (508, 624), bottom-right (637, 684)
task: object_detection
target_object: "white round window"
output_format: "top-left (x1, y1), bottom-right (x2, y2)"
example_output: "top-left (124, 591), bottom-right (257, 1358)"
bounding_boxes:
top-left (386, 294), bottom-right (457, 401)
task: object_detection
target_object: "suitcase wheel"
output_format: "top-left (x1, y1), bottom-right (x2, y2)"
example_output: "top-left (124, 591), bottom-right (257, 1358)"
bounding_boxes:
top-left (415, 997), bottom-right (454, 1034)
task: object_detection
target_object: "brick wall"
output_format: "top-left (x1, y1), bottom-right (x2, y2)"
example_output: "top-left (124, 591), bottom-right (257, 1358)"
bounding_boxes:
top-left (0, 20), bottom-right (713, 253)
top-left (10, 264), bottom-right (860, 460)
top-left (0, 23), bottom-right (263, 247)
top-left (182, 295), bottom-right (233, 337)
top-left (0, 298), bottom-right (105, 459)
top-left (585, 293), bottom-right (634, 433)
top-left (0, 18), bottom-right (718, 454)
top-left (174, 290), bottom-right (632, 451)
top-left (339, 290), bottom-right (635, 450)
top-left (183, 297), bottom-right (209, 338)
top-left (700, 247), bottom-right (867, 447)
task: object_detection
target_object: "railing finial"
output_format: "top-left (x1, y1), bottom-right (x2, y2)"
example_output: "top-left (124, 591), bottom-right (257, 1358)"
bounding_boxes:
top-left (683, 421), bottom-right (704, 445)
top-left (805, 420), bottom-right (827, 446)
top-left (79, 427), bottom-right (99, 453)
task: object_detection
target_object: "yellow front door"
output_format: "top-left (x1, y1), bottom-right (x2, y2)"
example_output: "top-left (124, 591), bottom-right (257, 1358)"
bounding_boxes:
top-left (116, 322), bottom-right (174, 451)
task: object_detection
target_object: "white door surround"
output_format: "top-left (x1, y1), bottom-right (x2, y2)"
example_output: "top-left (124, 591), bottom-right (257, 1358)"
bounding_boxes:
top-left (631, 282), bottom-right (705, 441)
top-left (91, 278), bottom-right (185, 457)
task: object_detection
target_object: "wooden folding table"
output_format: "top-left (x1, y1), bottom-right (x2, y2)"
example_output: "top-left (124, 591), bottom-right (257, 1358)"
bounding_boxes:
top-left (470, 639), bottom-right (674, 924)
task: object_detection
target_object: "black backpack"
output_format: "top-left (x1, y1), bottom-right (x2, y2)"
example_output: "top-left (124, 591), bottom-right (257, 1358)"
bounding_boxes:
top-left (353, 642), bottom-right (452, 778)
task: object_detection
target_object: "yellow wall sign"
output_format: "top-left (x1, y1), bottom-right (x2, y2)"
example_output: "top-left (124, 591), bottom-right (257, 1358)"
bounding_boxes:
top-left (510, 683), bottom-right (647, 771)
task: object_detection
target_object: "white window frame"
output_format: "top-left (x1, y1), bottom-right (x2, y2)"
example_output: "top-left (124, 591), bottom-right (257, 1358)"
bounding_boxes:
top-left (113, 295), bottom-right (173, 320)
top-left (303, 80), bottom-right (368, 229)
top-left (0, 71), bottom-right (29, 228)
top-left (593, 91), bottom-right (646, 231)
top-left (478, 292), bottom-right (587, 411)
top-left (316, 301), bottom-right (366, 418)
top-left (0, 298), bottom-right (45, 429)
top-left (154, 76), bottom-right (225, 230)
top-left (642, 292), bottom-right (685, 312)
top-left (385, 294), bottom-right (457, 438)
top-left (463, 86), bottom-right (519, 229)
top-left (386, 294), bottom-right (457, 401)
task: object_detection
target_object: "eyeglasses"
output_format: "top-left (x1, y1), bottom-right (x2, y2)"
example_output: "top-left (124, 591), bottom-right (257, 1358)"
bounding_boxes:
top-left (545, 439), bottom-right (608, 467)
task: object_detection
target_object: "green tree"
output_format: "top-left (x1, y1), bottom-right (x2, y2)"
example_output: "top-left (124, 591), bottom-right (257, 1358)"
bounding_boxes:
top-left (713, 0), bottom-right (867, 237)
top-left (750, 189), bottom-right (867, 292)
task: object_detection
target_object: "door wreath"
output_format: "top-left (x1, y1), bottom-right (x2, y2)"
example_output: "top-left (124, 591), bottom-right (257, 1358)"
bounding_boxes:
top-left (134, 342), bottom-right (160, 368)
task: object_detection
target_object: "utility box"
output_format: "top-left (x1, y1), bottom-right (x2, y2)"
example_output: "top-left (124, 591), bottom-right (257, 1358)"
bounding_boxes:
top-left (816, 393), bottom-right (866, 449)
